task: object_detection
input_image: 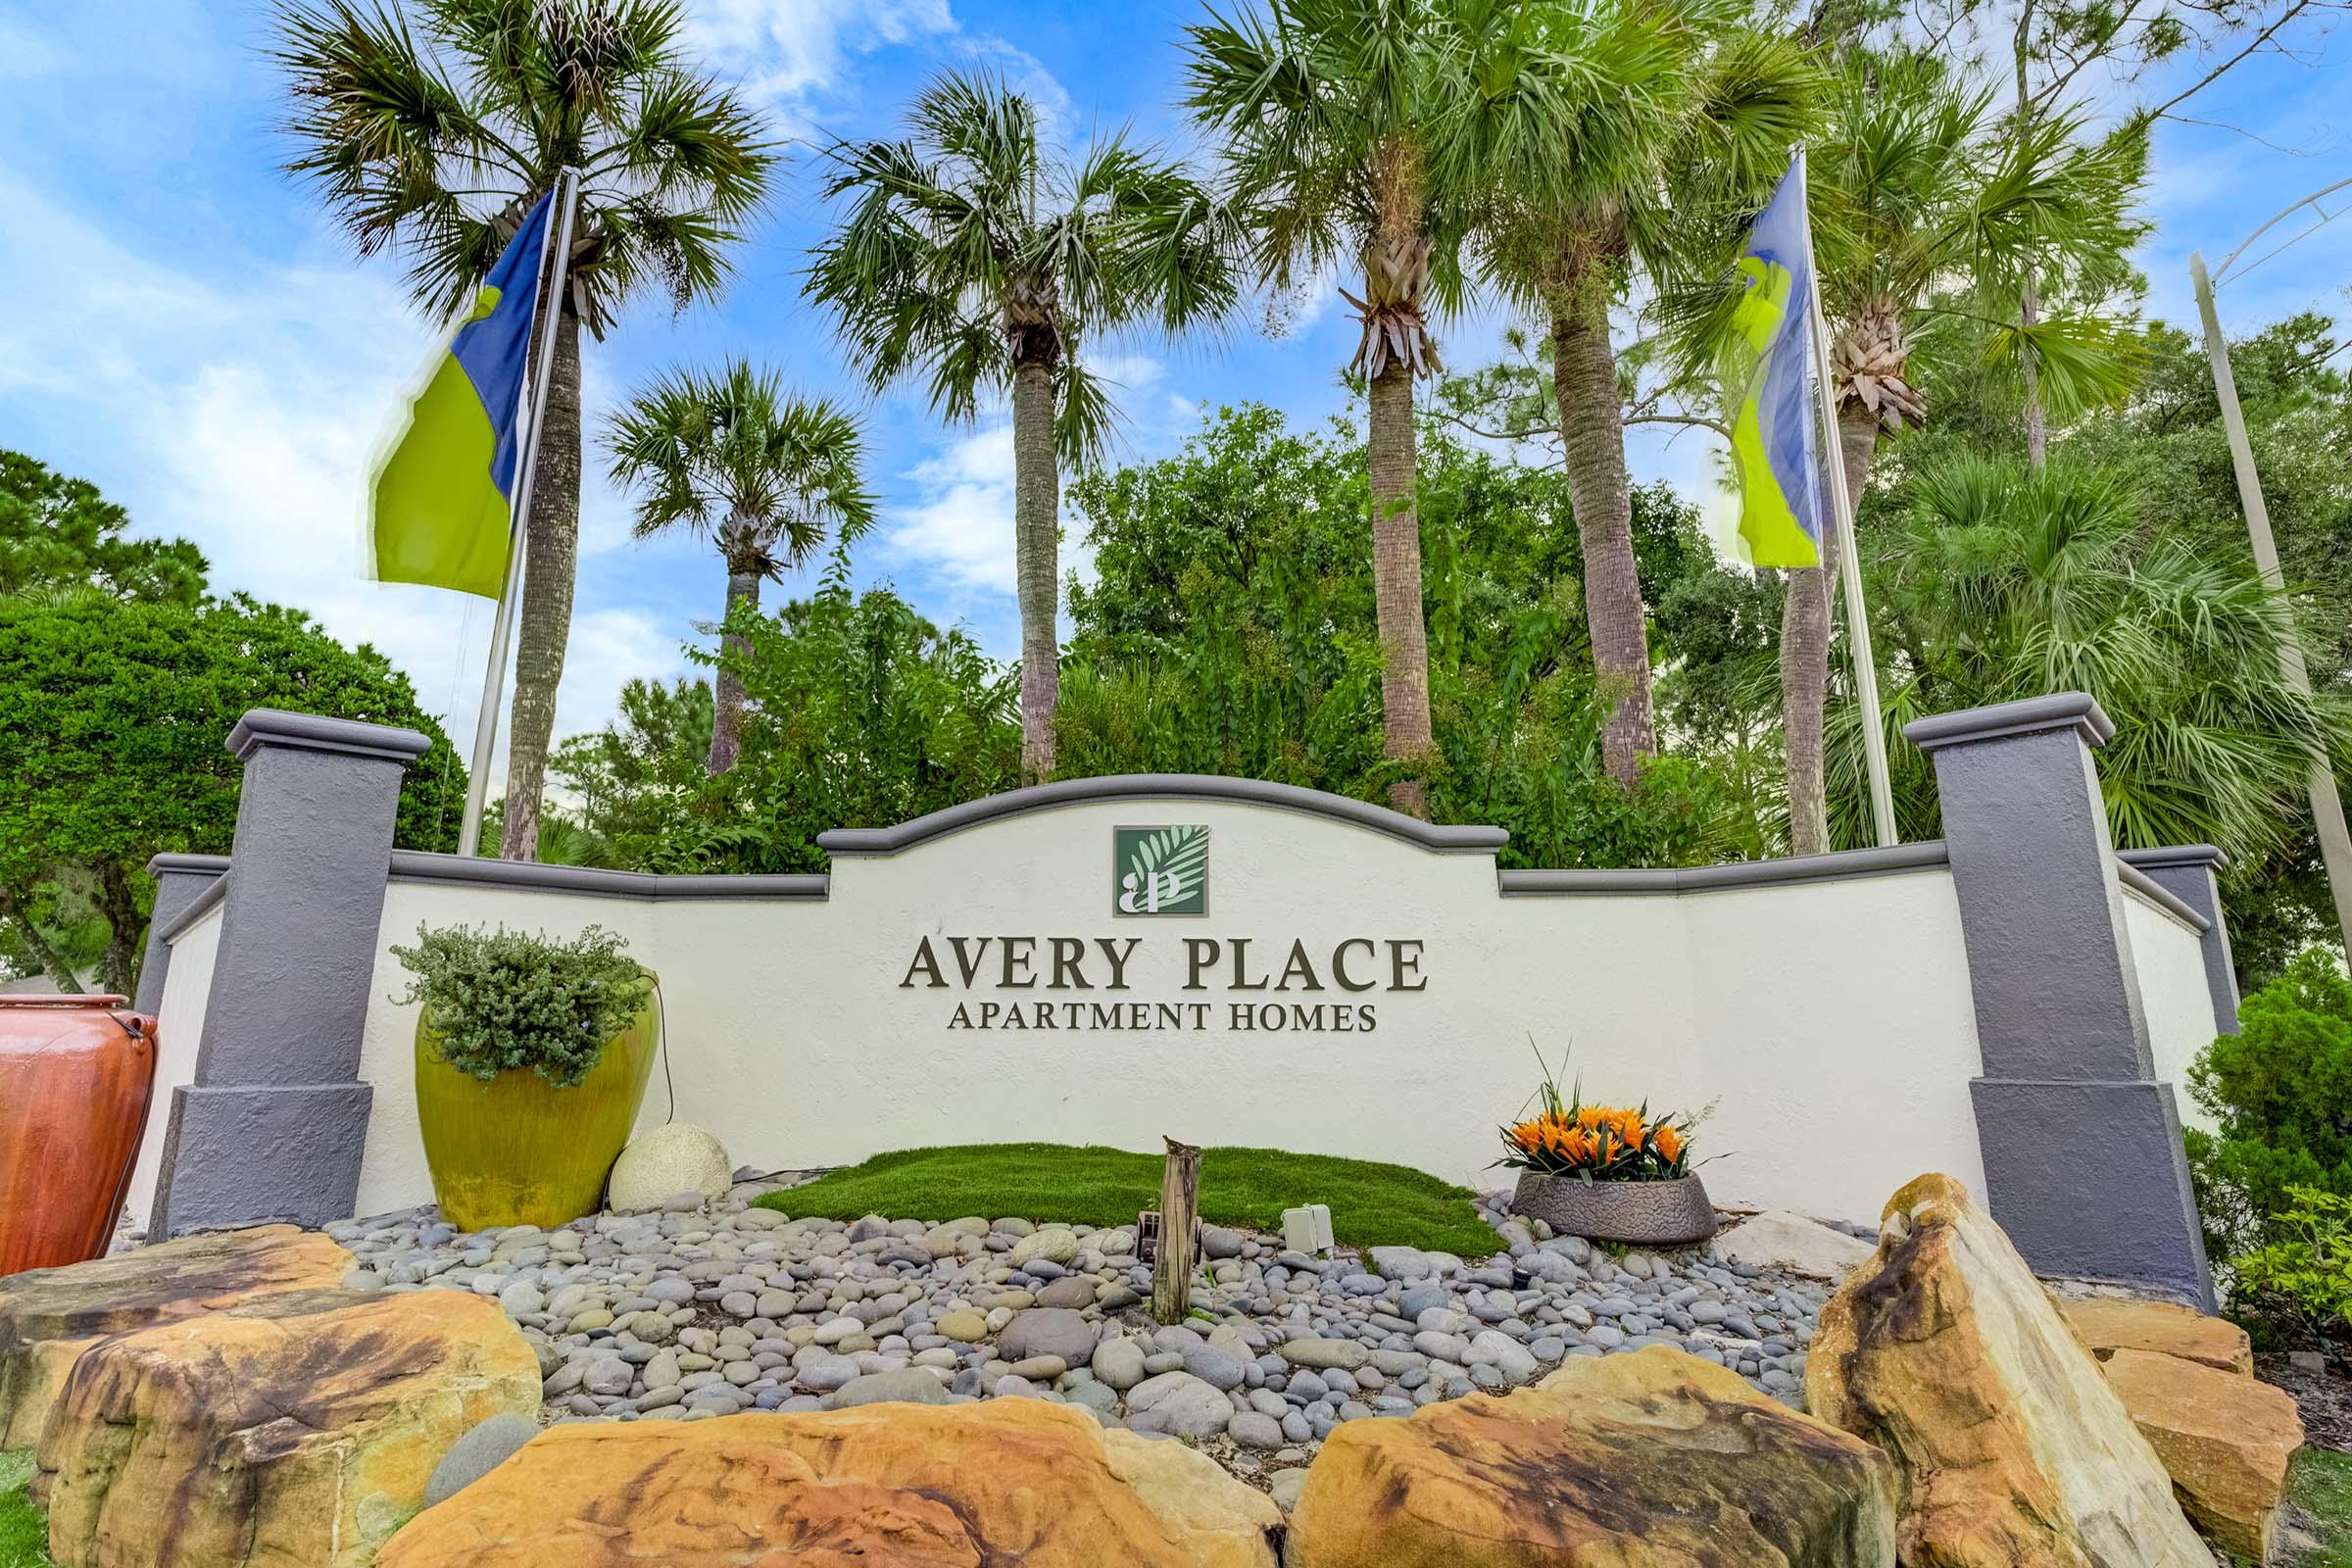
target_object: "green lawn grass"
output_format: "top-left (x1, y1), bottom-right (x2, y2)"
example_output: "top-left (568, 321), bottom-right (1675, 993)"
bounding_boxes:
top-left (0, 1452), bottom-right (50, 1568)
top-left (2294, 1447), bottom-right (2352, 1567)
top-left (756, 1143), bottom-right (1500, 1256)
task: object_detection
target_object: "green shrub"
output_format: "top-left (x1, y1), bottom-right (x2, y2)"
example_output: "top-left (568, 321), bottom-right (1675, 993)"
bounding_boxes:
top-left (390, 924), bottom-right (648, 1089)
top-left (2230, 1187), bottom-right (2352, 1352)
top-left (2185, 948), bottom-right (2352, 1264)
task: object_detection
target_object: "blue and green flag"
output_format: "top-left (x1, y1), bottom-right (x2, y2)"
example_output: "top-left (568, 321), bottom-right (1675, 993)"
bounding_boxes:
top-left (1720, 157), bottom-right (1824, 568)
top-left (368, 190), bottom-right (555, 599)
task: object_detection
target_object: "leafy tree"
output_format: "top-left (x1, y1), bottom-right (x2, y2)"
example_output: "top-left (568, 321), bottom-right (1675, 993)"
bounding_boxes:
top-left (2186, 950), bottom-right (2352, 1267)
top-left (1060, 396), bottom-right (1754, 865)
top-left (0, 594), bottom-right (464, 994)
top-left (605, 361), bottom-right (874, 773)
top-left (271, 0), bottom-right (775, 859)
top-left (1448, 0), bottom-right (1815, 788)
top-left (556, 590), bottom-right (1021, 872)
top-left (0, 449), bottom-right (207, 605)
top-left (806, 71), bottom-right (1237, 784)
top-left (1184, 0), bottom-right (1465, 815)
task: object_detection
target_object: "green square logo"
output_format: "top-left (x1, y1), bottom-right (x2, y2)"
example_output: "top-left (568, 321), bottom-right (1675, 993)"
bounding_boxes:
top-left (1114, 825), bottom-right (1209, 915)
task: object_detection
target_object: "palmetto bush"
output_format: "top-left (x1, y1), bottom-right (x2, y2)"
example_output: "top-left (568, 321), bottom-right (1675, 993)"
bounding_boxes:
top-left (1826, 454), bottom-right (2352, 865)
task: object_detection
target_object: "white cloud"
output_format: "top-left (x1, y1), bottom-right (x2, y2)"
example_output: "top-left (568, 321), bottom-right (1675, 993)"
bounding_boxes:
top-left (688, 0), bottom-right (958, 128)
top-left (884, 421), bottom-right (1019, 593)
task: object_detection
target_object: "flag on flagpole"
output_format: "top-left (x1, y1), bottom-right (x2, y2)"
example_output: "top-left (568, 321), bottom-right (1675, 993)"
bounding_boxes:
top-left (368, 190), bottom-right (556, 599)
top-left (1720, 158), bottom-right (1825, 568)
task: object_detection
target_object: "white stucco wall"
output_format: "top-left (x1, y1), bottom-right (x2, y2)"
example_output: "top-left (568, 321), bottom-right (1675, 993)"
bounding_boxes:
top-left (123, 902), bottom-right (222, 1240)
top-left (345, 799), bottom-right (1993, 1227)
top-left (2127, 887), bottom-right (2224, 1137)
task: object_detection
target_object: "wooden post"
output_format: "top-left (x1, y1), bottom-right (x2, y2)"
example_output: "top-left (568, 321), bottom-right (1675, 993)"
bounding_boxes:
top-left (1152, 1137), bottom-right (1201, 1325)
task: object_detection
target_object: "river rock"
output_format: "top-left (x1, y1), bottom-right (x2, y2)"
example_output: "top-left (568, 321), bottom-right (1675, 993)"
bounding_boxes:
top-left (1288, 1345), bottom-right (1896, 1566)
top-left (821, 1366), bottom-right (950, 1410)
top-left (2061, 1298), bottom-right (2254, 1377)
top-left (37, 1288), bottom-right (539, 1568)
top-left (378, 1398), bottom-right (1280, 1567)
top-left (0, 1223), bottom-right (352, 1448)
top-left (2101, 1347), bottom-right (2304, 1561)
top-left (1011, 1226), bottom-right (1080, 1268)
top-left (999, 1306), bottom-right (1097, 1364)
top-left (606, 1124), bottom-right (733, 1213)
top-left (1279, 1337), bottom-right (1370, 1371)
top-left (1806, 1173), bottom-right (2210, 1568)
top-left (1128, 1370), bottom-right (1240, 1440)
top-left (424, 1410), bottom-right (541, 1507)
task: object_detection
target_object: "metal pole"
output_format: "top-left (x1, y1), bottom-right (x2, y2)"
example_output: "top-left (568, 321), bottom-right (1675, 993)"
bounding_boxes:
top-left (458, 168), bottom-right (582, 859)
top-left (1795, 147), bottom-right (1898, 848)
top-left (2191, 249), bottom-right (2352, 954)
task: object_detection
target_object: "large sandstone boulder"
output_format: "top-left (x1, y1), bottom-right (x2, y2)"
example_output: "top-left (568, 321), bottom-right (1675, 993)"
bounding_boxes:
top-left (1806, 1173), bottom-right (2211, 1568)
top-left (2101, 1347), bottom-right (2304, 1561)
top-left (37, 1288), bottom-right (540, 1568)
top-left (378, 1398), bottom-right (1280, 1567)
top-left (0, 1224), bottom-right (351, 1448)
top-left (2060, 1298), bottom-right (2253, 1377)
top-left (1287, 1344), bottom-right (1897, 1567)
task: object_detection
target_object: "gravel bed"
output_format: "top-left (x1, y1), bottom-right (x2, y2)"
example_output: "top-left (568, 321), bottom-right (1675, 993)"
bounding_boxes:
top-left (327, 1180), bottom-right (1831, 1470)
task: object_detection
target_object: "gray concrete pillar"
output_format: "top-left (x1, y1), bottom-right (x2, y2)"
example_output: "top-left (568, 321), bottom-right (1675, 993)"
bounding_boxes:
top-left (2118, 845), bottom-right (2240, 1036)
top-left (135, 854), bottom-right (229, 1016)
top-left (1907, 694), bottom-right (2215, 1309)
top-left (148, 710), bottom-right (428, 1237)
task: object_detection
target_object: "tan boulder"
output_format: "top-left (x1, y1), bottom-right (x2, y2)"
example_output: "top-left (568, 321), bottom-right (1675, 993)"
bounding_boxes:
top-left (379, 1398), bottom-right (1280, 1567)
top-left (1287, 1344), bottom-right (1898, 1567)
top-left (2059, 1298), bottom-right (2253, 1377)
top-left (2101, 1347), bottom-right (2303, 1561)
top-left (37, 1288), bottom-right (540, 1568)
top-left (0, 1224), bottom-right (351, 1447)
top-left (1806, 1173), bottom-right (2211, 1568)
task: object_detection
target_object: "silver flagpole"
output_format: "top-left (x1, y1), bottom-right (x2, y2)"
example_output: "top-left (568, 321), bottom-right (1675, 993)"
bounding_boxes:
top-left (457, 166), bottom-right (583, 859)
top-left (1793, 146), bottom-right (1898, 848)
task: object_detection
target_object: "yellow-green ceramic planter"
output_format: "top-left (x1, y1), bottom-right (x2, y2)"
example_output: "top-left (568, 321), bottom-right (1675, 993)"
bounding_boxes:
top-left (414, 981), bottom-right (660, 1231)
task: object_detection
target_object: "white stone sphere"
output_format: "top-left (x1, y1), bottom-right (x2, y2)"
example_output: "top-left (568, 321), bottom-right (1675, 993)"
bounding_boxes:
top-left (606, 1122), bottom-right (733, 1213)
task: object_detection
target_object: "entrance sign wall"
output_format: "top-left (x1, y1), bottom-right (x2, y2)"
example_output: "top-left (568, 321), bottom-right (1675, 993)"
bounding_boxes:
top-left (132, 695), bottom-right (2235, 1307)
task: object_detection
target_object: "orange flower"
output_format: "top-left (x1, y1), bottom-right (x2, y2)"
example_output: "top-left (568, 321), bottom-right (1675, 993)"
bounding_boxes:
top-left (1653, 1123), bottom-right (1684, 1164)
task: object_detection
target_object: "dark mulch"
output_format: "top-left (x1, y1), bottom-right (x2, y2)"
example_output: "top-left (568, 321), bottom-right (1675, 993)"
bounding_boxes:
top-left (2261, 1352), bottom-right (2352, 1453)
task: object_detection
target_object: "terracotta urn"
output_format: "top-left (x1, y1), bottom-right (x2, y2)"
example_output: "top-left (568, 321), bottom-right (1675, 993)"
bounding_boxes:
top-left (413, 979), bottom-right (660, 1232)
top-left (0, 995), bottom-right (157, 1276)
top-left (1510, 1171), bottom-right (1718, 1246)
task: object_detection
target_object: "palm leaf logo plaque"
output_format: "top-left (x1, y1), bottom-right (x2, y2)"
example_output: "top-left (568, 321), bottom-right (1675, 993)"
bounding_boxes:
top-left (1114, 826), bottom-right (1209, 915)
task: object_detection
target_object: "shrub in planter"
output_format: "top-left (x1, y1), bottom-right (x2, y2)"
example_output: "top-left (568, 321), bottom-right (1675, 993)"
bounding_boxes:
top-left (392, 923), bottom-right (660, 1231)
top-left (1498, 1057), bottom-right (1712, 1245)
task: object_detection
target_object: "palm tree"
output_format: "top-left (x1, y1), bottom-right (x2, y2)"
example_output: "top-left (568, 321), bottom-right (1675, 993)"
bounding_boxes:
top-left (1780, 47), bottom-right (2143, 853)
top-left (606, 361), bottom-right (875, 774)
top-left (806, 72), bottom-right (1238, 783)
top-left (272, 0), bottom-right (775, 858)
top-left (1444, 0), bottom-right (1817, 788)
top-left (1184, 0), bottom-right (1466, 816)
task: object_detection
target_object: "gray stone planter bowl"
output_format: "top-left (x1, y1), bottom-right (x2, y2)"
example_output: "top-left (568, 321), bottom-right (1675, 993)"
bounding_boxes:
top-left (1510, 1171), bottom-right (1718, 1246)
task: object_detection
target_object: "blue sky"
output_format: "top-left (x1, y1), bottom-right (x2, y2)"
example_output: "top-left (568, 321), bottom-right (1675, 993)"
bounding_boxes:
top-left (2, 0), bottom-right (2349, 774)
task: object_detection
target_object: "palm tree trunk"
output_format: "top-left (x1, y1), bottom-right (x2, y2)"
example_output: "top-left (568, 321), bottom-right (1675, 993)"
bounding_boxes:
top-left (499, 307), bottom-right (583, 861)
top-left (1367, 360), bottom-right (1434, 818)
top-left (1782, 407), bottom-right (1880, 856)
top-left (1011, 359), bottom-right (1060, 783)
top-left (709, 564), bottom-right (760, 775)
top-left (2020, 274), bottom-right (2047, 468)
top-left (1550, 295), bottom-right (1656, 788)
